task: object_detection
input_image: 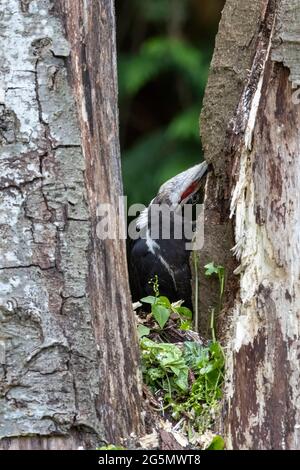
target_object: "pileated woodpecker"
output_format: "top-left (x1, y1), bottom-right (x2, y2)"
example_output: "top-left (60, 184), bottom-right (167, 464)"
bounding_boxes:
top-left (129, 162), bottom-right (208, 310)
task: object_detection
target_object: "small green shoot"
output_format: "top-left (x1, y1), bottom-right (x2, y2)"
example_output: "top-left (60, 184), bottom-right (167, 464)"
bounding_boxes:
top-left (204, 262), bottom-right (225, 309)
top-left (204, 262), bottom-right (225, 341)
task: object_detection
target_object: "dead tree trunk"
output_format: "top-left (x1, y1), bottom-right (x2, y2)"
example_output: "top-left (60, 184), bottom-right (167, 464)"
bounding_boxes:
top-left (199, 0), bottom-right (300, 449)
top-left (0, 0), bottom-right (142, 450)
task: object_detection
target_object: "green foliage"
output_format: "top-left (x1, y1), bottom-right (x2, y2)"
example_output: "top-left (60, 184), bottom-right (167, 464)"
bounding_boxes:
top-left (182, 341), bottom-right (225, 409)
top-left (141, 337), bottom-right (189, 393)
top-left (166, 106), bottom-right (201, 141)
top-left (122, 132), bottom-right (201, 207)
top-left (152, 303), bottom-right (171, 329)
top-left (117, 0), bottom-right (214, 207)
top-left (140, 336), bottom-right (225, 433)
top-left (141, 276), bottom-right (193, 330)
top-left (136, 0), bottom-right (188, 24)
top-left (138, 274), bottom-right (225, 441)
top-left (118, 36), bottom-right (206, 99)
top-left (137, 324), bottom-right (151, 339)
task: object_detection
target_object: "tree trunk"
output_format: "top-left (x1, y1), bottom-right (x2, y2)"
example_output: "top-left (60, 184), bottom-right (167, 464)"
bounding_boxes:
top-left (0, 0), bottom-right (142, 450)
top-left (199, 0), bottom-right (300, 449)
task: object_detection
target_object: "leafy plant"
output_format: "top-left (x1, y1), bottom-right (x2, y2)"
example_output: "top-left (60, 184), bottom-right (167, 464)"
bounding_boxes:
top-left (138, 273), bottom-right (225, 440)
top-left (141, 276), bottom-right (193, 330)
top-left (182, 341), bottom-right (224, 411)
top-left (141, 295), bottom-right (192, 330)
top-left (141, 337), bottom-right (189, 394)
top-left (140, 334), bottom-right (225, 433)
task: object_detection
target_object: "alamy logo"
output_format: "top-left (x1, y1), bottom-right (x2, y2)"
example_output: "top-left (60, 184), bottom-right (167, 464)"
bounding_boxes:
top-left (96, 197), bottom-right (205, 250)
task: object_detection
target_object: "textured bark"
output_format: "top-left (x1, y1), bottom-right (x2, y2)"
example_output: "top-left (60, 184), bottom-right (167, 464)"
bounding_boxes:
top-left (200, 0), bottom-right (300, 449)
top-left (0, 0), bottom-right (142, 449)
top-left (195, 0), bottom-right (266, 335)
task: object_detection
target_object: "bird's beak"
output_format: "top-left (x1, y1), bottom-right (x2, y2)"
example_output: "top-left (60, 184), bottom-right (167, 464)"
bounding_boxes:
top-left (196, 161), bottom-right (209, 180)
top-left (179, 161), bottom-right (209, 204)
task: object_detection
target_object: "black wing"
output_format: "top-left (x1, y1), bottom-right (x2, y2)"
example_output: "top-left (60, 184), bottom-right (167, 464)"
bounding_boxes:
top-left (129, 238), bottom-right (192, 309)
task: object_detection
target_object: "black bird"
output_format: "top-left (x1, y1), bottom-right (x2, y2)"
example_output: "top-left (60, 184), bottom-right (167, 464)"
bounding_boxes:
top-left (129, 162), bottom-right (208, 310)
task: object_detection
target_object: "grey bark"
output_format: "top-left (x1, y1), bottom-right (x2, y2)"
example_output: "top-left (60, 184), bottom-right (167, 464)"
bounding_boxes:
top-left (0, 0), bottom-right (142, 449)
top-left (200, 0), bottom-right (300, 449)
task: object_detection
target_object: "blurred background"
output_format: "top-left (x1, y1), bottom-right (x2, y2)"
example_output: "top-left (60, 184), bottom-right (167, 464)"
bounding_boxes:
top-left (115, 0), bottom-right (225, 207)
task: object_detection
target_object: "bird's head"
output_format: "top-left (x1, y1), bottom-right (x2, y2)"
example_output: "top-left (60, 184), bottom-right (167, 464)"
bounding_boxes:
top-left (153, 161), bottom-right (209, 209)
top-left (136, 161), bottom-right (209, 232)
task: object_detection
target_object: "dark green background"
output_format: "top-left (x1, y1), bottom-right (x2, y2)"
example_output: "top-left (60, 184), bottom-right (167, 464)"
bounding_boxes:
top-left (116, 0), bottom-right (225, 207)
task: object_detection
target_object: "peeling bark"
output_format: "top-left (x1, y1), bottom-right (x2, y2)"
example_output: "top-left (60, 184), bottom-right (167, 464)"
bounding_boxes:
top-left (195, 0), bottom-right (267, 335)
top-left (0, 0), bottom-right (142, 449)
top-left (201, 0), bottom-right (300, 449)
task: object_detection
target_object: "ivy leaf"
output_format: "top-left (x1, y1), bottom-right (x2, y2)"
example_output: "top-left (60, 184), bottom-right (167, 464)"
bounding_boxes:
top-left (152, 304), bottom-right (170, 329)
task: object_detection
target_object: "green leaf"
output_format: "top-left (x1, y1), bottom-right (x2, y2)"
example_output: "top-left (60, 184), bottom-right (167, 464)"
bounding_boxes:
top-left (175, 306), bottom-right (193, 319)
top-left (200, 363), bottom-right (216, 375)
top-left (204, 262), bottom-right (219, 276)
top-left (140, 337), bottom-right (156, 350)
top-left (141, 296), bottom-right (157, 305)
top-left (205, 435), bottom-right (225, 450)
top-left (140, 338), bottom-right (189, 393)
top-left (152, 304), bottom-right (170, 329)
top-left (157, 296), bottom-right (171, 308)
top-left (137, 324), bottom-right (151, 339)
top-left (174, 368), bottom-right (189, 391)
